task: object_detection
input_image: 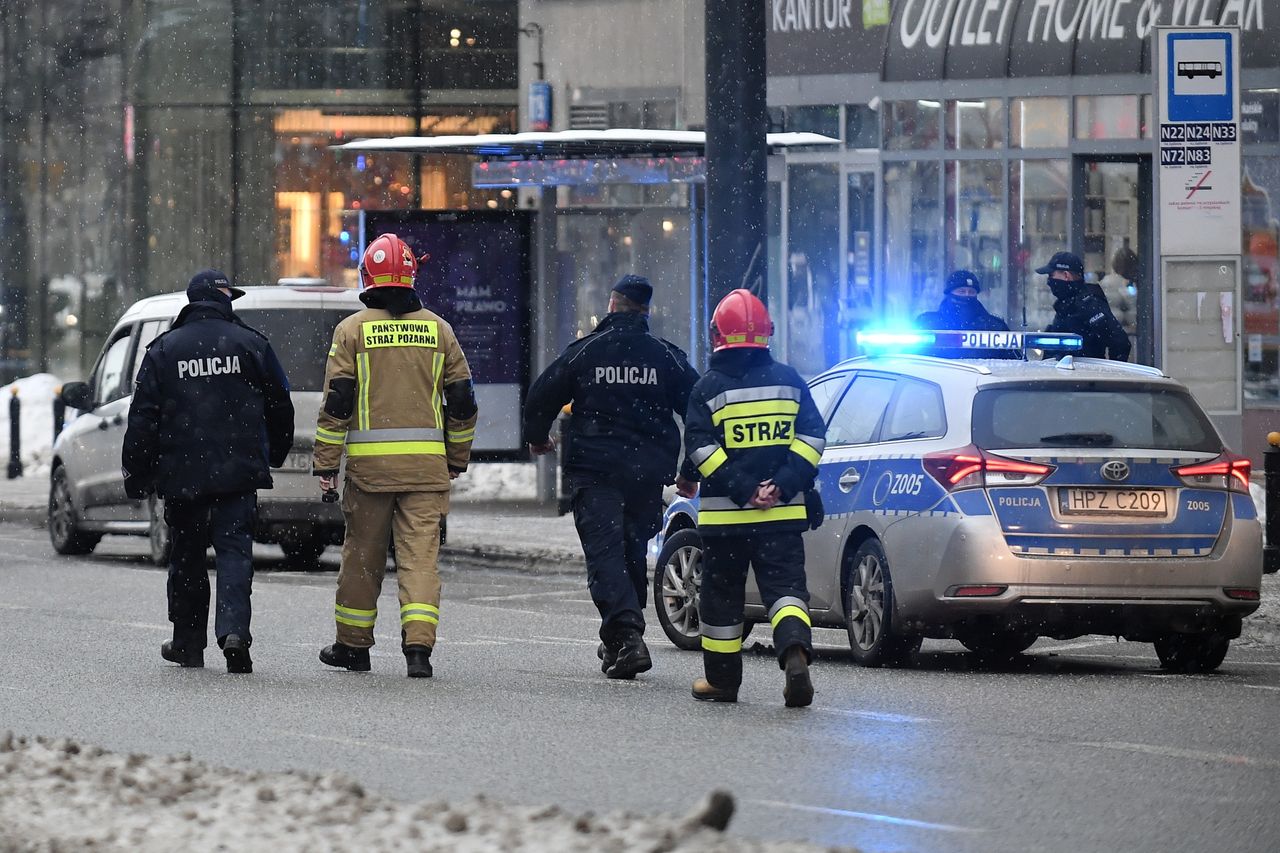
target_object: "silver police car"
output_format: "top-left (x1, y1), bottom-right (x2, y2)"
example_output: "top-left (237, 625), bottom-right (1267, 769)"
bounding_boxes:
top-left (653, 335), bottom-right (1263, 673)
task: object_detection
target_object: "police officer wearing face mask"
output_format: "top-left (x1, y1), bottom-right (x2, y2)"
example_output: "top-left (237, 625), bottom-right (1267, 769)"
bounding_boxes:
top-left (914, 270), bottom-right (1017, 358)
top-left (123, 270), bottom-right (295, 674)
top-left (1039, 251), bottom-right (1132, 362)
top-left (523, 275), bottom-right (700, 680)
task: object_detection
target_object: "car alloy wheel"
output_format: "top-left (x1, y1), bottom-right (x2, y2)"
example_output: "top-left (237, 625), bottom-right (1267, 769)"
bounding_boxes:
top-left (148, 496), bottom-right (171, 567)
top-left (652, 528), bottom-right (704, 651)
top-left (48, 467), bottom-right (100, 555)
top-left (845, 538), bottom-right (920, 667)
top-left (849, 551), bottom-right (884, 651)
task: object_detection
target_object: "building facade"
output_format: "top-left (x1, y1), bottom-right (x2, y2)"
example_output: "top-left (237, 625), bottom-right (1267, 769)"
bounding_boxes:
top-left (1, 0), bottom-right (518, 380)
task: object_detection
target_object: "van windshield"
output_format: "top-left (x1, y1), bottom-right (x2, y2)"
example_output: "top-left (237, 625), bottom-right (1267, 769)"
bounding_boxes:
top-left (237, 309), bottom-right (356, 392)
top-left (971, 382), bottom-right (1223, 453)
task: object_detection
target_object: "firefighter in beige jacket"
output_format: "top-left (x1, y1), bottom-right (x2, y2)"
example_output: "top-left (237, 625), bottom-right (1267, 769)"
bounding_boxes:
top-left (315, 233), bottom-right (478, 678)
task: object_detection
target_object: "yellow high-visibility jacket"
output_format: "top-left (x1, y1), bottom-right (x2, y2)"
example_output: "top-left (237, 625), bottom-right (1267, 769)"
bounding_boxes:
top-left (313, 306), bottom-right (478, 492)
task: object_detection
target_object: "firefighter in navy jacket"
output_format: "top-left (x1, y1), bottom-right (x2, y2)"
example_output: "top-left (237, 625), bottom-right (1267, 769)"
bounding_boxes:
top-left (524, 275), bottom-right (700, 680)
top-left (124, 270), bottom-right (294, 674)
top-left (678, 289), bottom-right (826, 707)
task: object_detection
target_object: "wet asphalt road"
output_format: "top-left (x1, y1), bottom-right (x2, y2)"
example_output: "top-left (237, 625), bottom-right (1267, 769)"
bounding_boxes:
top-left (1, 522), bottom-right (1278, 853)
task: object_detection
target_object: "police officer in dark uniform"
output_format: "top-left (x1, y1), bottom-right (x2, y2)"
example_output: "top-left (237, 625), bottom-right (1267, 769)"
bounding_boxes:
top-left (123, 270), bottom-right (294, 674)
top-left (914, 270), bottom-right (1017, 359)
top-left (680, 289), bottom-right (826, 708)
top-left (1038, 251), bottom-right (1132, 361)
top-left (523, 275), bottom-right (699, 679)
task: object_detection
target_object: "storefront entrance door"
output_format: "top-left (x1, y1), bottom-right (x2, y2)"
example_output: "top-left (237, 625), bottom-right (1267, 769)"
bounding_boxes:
top-left (1072, 156), bottom-right (1153, 362)
top-left (842, 170), bottom-right (877, 361)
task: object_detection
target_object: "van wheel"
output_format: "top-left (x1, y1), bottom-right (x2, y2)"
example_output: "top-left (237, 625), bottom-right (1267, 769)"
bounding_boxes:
top-left (1154, 632), bottom-right (1230, 673)
top-left (149, 497), bottom-right (172, 567)
top-left (956, 628), bottom-right (1038, 660)
top-left (281, 537), bottom-right (327, 567)
top-left (49, 466), bottom-right (101, 555)
top-left (653, 528), bottom-right (704, 651)
top-left (845, 538), bottom-right (920, 667)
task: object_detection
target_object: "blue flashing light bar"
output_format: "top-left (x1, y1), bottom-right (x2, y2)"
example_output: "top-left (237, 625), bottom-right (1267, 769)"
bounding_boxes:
top-left (856, 330), bottom-right (1083, 355)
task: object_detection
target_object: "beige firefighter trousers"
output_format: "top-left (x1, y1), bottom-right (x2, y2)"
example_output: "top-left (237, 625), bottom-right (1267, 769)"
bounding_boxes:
top-left (334, 480), bottom-right (449, 649)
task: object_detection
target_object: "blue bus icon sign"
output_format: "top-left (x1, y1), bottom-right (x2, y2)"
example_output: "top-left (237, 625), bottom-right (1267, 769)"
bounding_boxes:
top-left (1167, 32), bottom-right (1233, 123)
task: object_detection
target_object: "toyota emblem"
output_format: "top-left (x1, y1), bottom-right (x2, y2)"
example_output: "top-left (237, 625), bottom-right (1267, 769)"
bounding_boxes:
top-left (1101, 460), bottom-right (1130, 482)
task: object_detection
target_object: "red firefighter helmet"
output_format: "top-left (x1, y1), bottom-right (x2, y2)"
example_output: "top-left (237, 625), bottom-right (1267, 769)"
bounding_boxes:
top-left (710, 288), bottom-right (773, 351)
top-left (359, 233), bottom-right (418, 290)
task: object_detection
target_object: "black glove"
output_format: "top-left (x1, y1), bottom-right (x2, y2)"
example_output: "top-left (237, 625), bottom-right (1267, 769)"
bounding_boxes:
top-left (805, 489), bottom-right (824, 531)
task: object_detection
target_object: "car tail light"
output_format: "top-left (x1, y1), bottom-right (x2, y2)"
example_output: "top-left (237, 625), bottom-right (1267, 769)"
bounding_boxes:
top-left (924, 445), bottom-right (1055, 492)
top-left (1223, 587), bottom-right (1260, 601)
top-left (1172, 453), bottom-right (1251, 493)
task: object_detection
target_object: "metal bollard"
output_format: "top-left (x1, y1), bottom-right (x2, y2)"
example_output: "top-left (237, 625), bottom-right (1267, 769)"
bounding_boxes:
top-left (1266, 432), bottom-right (1280, 574)
top-left (52, 387), bottom-right (66, 444)
top-left (7, 388), bottom-right (22, 480)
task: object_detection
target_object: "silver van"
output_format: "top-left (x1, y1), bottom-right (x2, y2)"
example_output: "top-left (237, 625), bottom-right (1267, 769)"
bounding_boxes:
top-left (49, 285), bottom-right (363, 565)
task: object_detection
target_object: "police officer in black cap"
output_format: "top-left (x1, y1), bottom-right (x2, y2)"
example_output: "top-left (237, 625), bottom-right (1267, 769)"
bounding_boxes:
top-left (914, 269), bottom-right (1017, 358)
top-left (523, 275), bottom-right (700, 679)
top-left (1038, 251), bottom-right (1131, 361)
top-left (123, 270), bottom-right (294, 674)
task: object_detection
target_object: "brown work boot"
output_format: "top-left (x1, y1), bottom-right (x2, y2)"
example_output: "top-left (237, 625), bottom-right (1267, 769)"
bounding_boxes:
top-left (691, 677), bottom-right (738, 703)
top-left (782, 646), bottom-right (813, 708)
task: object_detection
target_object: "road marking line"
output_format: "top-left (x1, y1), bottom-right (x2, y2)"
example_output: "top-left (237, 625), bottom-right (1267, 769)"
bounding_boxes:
top-left (0, 685), bottom-right (23, 691)
top-left (814, 707), bottom-right (938, 724)
top-left (1070, 653), bottom-right (1280, 668)
top-left (469, 589), bottom-right (580, 602)
top-left (1032, 639), bottom-right (1122, 654)
top-left (1075, 741), bottom-right (1280, 769)
top-left (1242, 684), bottom-right (1280, 692)
top-left (267, 728), bottom-right (439, 758)
top-left (748, 799), bottom-right (982, 833)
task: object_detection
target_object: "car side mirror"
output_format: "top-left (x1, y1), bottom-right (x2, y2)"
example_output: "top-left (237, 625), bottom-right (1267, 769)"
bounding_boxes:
top-left (60, 381), bottom-right (94, 411)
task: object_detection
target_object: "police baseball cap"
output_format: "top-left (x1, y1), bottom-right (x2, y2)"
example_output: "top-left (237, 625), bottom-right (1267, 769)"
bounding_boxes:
top-left (187, 268), bottom-right (245, 301)
top-left (1035, 251), bottom-right (1084, 278)
top-left (944, 269), bottom-right (981, 294)
top-left (611, 274), bottom-right (653, 307)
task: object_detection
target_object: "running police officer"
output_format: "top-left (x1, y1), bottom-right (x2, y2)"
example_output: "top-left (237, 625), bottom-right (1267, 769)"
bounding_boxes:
top-left (523, 275), bottom-right (700, 679)
top-left (1038, 251), bottom-right (1131, 361)
top-left (123, 269), bottom-right (295, 674)
top-left (315, 233), bottom-right (478, 679)
top-left (680, 289), bottom-right (825, 707)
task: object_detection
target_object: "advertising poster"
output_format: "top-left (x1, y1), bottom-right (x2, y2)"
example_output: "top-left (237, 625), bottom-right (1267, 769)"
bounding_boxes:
top-left (361, 210), bottom-right (532, 456)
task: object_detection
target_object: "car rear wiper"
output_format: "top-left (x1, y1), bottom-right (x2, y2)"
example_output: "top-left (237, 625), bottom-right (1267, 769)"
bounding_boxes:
top-left (1038, 432), bottom-right (1116, 446)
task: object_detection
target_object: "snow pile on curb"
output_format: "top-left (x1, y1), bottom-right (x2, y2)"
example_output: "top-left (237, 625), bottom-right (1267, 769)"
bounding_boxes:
top-left (0, 733), bottom-right (852, 853)
top-left (0, 374), bottom-right (62, 478)
top-left (452, 462), bottom-right (538, 502)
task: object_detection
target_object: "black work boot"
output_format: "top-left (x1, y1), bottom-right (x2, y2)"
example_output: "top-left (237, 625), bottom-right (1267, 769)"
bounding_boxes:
top-left (222, 634), bottom-right (252, 674)
top-left (404, 645), bottom-right (433, 678)
top-left (782, 645), bottom-right (814, 708)
top-left (606, 630), bottom-right (652, 680)
top-left (597, 641), bottom-right (619, 675)
top-left (161, 640), bottom-right (204, 668)
top-left (691, 677), bottom-right (738, 703)
top-left (319, 642), bottom-right (371, 672)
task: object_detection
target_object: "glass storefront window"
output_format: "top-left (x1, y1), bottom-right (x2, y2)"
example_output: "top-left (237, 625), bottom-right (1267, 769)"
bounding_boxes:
top-left (945, 160), bottom-right (1006, 321)
top-left (1243, 157), bottom-right (1280, 404)
top-left (845, 104), bottom-right (879, 149)
top-left (1011, 98), bottom-right (1069, 148)
top-left (786, 164), bottom-right (841, 377)
top-left (1074, 95), bottom-right (1141, 140)
top-left (131, 0), bottom-right (231, 104)
top-left (883, 161), bottom-right (942, 323)
top-left (1009, 160), bottom-right (1069, 332)
top-left (946, 100), bottom-right (1004, 150)
top-left (884, 100), bottom-right (941, 151)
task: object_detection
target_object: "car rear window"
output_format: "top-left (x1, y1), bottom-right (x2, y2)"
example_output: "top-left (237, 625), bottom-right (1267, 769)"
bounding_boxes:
top-left (971, 382), bottom-right (1222, 453)
top-left (237, 309), bottom-right (357, 392)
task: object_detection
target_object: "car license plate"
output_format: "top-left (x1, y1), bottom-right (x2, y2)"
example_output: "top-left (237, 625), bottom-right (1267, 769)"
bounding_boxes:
top-left (1059, 488), bottom-right (1167, 516)
top-left (277, 450), bottom-right (313, 472)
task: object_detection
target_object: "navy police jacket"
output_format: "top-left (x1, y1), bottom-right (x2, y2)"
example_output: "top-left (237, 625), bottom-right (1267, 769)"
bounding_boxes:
top-left (1047, 292), bottom-right (1132, 361)
top-left (123, 300), bottom-right (295, 501)
top-left (523, 311), bottom-right (699, 486)
top-left (680, 348), bottom-right (826, 537)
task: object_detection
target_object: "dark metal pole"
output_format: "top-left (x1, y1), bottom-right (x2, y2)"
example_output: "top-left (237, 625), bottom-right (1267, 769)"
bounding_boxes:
top-left (1265, 433), bottom-right (1280, 574)
top-left (704, 0), bottom-right (768, 309)
top-left (229, 0), bottom-right (242, 280)
top-left (411, 0), bottom-right (424, 206)
top-left (7, 389), bottom-right (22, 479)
